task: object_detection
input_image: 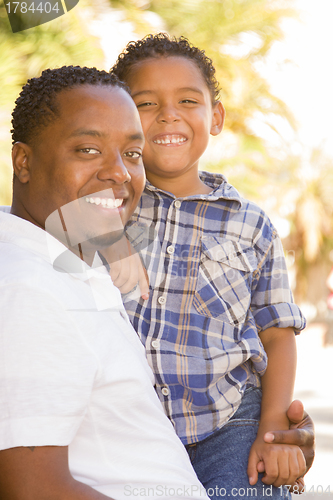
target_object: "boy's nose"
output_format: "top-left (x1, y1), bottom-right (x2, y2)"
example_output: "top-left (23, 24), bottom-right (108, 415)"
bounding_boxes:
top-left (157, 104), bottom-right (180, 124)
top-left (97, 154), bottom-right (131, 184)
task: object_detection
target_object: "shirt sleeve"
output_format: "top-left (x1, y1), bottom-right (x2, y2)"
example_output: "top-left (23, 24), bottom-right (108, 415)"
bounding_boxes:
top-left (250, 231), bottom-right (306, 333)
top-left (0, 284), bottom-right (97, 451)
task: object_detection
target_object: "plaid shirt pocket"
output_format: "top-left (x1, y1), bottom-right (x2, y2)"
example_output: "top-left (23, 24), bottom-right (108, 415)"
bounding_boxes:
top-left (193, 237), bottom-right (258, 325)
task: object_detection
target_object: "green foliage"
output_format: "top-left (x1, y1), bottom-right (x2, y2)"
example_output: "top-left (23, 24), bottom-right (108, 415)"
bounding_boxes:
top-left (0, 3), bottom-right (103, 104)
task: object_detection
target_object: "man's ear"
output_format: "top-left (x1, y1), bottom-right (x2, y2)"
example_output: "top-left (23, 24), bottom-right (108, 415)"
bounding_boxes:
top-left (210, 101), bottom-right (225, 137)
top-left (12, 142), bottom-right (32, 184)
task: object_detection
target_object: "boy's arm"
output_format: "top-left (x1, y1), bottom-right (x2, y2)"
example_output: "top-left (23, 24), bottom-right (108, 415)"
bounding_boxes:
top-left (247, 327), bottom-right (306, 487)
top-left (101, 235), bottom-right (149, 299)
top-left (0, 446), bottom-right (112, 499)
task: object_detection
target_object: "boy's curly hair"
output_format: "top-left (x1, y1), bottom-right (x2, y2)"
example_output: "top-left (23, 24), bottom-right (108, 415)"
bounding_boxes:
top-left (11, 65), bottom-right (129, 145)
top-left (112, 33), bottom-right (220, 104)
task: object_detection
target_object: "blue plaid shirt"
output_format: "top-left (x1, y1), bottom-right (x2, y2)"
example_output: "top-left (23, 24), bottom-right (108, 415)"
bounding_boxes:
top-left (123, 171), bottom-right (305, 445)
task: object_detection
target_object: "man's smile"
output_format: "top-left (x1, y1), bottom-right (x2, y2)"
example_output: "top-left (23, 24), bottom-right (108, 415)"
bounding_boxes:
top-left (85, 196), bottom-right (124, 209)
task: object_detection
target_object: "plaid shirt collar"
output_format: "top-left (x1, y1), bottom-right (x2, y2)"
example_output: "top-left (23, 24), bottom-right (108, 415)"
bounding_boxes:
top-left (144, 171), bottom-right (243, 206)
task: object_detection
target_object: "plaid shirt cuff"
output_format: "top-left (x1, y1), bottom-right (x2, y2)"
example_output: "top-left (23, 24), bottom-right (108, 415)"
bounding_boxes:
top-left (253, 302), bottom-right (306, 334)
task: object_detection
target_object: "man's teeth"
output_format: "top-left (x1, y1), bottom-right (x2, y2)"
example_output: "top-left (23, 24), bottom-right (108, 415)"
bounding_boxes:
top-left (154, 135), bottom-right (187, 145)
top-left (85, 197), bottom-right (123, 208)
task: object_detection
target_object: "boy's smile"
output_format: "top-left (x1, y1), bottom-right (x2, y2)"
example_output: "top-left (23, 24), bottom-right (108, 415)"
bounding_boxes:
top-left (152, 133), bottom-right (187, 146)
top-left (126, 56), bottom-right (224, 195)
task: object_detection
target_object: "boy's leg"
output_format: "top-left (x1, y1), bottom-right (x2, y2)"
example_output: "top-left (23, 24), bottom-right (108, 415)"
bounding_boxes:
top-left (187, 388), bottom-right (291, 500)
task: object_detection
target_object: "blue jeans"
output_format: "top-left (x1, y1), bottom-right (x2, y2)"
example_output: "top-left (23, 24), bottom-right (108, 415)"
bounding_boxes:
top-left (186, 388), bottom-right (290, 500)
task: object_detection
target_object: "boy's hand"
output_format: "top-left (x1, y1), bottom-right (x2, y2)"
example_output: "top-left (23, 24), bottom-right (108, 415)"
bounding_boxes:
top-left (102, 236), bottom-right (149, 299)
top-left (256, 400), bottom-right (315, 492)
top-left (247, 435), bottom-right (306, 488)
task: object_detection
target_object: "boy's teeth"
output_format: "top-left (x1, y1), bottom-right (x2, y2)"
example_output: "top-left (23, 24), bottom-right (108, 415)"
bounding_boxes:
top-left (85, 197), bottom-right (123, 208)
top-left (154, 135), bottom-right (186, 145)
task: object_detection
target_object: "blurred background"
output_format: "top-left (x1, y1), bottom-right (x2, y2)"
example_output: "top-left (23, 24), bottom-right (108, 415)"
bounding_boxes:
top-left (1, 0), bottom-right (332, 495)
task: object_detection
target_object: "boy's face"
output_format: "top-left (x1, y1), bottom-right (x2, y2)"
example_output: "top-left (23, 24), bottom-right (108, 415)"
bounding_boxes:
top-left (13, 85), bottom-right (145, 248)
top-left (126, 56), bottom-right (224, 182)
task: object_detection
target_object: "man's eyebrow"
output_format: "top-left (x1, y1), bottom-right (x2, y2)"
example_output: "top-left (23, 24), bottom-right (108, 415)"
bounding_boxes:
top-left (68, 129), bottom-right (106, 138)
top-left (68, 130), bottom-right (143, 141)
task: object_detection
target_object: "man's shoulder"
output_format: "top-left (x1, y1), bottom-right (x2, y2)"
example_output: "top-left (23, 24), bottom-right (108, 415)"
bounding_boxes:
top-left (0, 240), bottom-right (49, 282)
top-left (0, 240), bottom-right (76, 307)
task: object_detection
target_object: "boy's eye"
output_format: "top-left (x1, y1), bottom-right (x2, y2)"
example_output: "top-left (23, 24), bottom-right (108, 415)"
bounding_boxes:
top-left (180, 99), bottom-right (197, 104)
top-left (124, 151), bottom-right (142, 159)
top-left (136, 102), bottom-right (155, 108)
top-left (78, 148), bottom-right (100, 155)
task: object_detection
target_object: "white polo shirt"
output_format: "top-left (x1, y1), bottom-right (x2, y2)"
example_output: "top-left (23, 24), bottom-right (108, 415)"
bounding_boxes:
top-left (0, 210), bottom-right (208, 500)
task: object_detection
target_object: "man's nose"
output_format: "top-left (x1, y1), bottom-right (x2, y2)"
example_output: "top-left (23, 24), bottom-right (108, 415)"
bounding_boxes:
top-left (97, 154), bottom-right (131, 183)
top-left (157, 103), bottom-right (180, 124)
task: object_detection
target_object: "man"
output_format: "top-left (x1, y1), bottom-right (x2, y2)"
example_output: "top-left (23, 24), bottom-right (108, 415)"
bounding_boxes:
top-left (0, 66), bottom-right (314, 499)
top-left (0, 66), bottom-right (209, 500)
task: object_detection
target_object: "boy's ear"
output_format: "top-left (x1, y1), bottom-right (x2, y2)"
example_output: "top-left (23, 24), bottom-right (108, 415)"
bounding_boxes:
top-left (12, 142), bottom-right (32, 184)
top-left (210, 101), bottom-right (225, 136)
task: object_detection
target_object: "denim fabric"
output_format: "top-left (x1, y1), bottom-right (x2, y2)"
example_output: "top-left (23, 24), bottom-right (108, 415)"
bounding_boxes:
top-left (186, 388), bottom-right (291, 500)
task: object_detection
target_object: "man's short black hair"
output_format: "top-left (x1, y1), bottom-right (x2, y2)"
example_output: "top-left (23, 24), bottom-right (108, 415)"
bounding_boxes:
top-left (11, 65), bottom-right (129, 145)
top-left (112, 33), bottom-right (220, 104)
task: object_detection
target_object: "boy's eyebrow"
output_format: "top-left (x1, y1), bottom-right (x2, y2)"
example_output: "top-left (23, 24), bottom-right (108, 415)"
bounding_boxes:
top-left (178, 87), bottom-right (205, 96)
top-left (126, 132), bottom-right (145, 142)
top-left (132, 87), bottom-right (205, 97)
top-left (131, 90), bottom-right (155, 98)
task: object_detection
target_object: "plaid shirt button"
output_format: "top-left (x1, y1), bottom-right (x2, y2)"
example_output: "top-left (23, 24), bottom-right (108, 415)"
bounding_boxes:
top-left (161, 387), bottom-right (170, 396)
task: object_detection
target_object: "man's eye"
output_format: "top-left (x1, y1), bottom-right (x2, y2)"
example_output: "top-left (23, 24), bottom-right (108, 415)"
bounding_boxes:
top-left (78, 148), bottom-right (100, 154)
top-left (124, 151), bottom-right (142, 159)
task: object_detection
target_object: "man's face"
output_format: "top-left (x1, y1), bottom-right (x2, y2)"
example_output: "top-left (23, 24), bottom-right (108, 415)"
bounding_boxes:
top-left (18, 85), bottom-right (145, 248)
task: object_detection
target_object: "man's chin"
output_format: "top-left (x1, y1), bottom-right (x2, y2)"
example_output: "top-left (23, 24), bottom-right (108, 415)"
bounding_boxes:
top-left (86, 229), bottom-right (125, 250)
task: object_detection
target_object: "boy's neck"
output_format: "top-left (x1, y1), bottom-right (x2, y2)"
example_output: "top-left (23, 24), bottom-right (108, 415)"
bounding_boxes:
top-left (146, 171), bottom-right (212, 198)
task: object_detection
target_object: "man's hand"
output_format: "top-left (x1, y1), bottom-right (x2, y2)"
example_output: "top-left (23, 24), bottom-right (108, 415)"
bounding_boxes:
top-left (257, 400), bottom-right (315, 492)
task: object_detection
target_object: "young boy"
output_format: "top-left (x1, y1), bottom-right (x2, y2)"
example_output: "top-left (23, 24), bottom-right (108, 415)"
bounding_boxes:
top-left (111, 34), bottom-right (307, 499)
